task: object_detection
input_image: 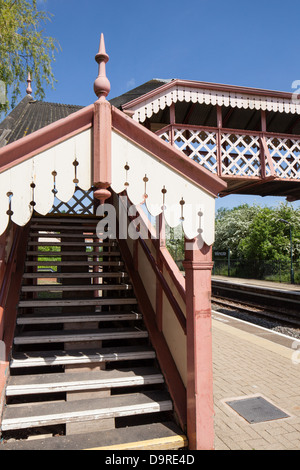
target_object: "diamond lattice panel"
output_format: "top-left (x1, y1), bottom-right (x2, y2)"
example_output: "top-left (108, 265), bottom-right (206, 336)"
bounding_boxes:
top-left (50, 187), bottom-right (94, 215)
top-left (173, 128), bottom-right (218, 173)
top-left (221, 133), bottom-right (261, 177)
top-left (266, 137), bottom-right (300, 179)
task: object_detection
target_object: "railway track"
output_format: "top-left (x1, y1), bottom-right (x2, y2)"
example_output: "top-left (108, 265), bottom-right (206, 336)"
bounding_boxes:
top-left (211, 278), bottom-right (300, 328)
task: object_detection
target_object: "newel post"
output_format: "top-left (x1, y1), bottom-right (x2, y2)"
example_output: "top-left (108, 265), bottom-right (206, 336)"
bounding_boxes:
top-left (93, 33), bottom-right (112, 205)
top-left (183, 238), bottom-right (214, 450)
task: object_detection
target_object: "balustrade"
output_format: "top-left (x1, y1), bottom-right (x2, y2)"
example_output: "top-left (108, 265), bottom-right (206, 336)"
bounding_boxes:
top-left (157, 125), bottom-right (300, 181)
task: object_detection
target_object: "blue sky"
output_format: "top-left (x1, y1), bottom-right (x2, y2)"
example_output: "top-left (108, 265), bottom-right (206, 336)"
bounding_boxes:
top-left (28, 0), bottom-right (300, 210)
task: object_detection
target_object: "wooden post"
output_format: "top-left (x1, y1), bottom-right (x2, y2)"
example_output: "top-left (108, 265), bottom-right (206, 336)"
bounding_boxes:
top-left (93, 33), bottom-right (112, 206)
top-left (216, 105), bottom-right (222, 177)
top-left (183, 238), bottom-right (214, 450)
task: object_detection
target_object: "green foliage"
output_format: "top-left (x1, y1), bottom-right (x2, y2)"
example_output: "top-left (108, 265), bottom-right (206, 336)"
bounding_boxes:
top-left (0, 0), bottom-right (59, 110)
top-left (214, 202), bottom-right (300, 262)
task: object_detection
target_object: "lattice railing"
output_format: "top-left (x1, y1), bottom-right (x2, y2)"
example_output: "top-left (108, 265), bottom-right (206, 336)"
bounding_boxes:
top-left (266, 136), bottom-right (300, 179)
top-left (221, 133), bottom-right (261, 177)
top-left (157, 125), bottom-right (300, 180)
top-left (50, 187), bottom-right (94, 215)
top-left (173, 128), bottom-right (218, 174)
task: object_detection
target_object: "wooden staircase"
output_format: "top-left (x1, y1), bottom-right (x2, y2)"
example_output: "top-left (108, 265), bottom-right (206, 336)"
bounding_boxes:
top-left (0, 215), bottom-right (187, 450)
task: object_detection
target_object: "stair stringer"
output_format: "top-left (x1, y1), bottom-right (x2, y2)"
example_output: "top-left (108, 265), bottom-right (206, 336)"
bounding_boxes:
top-left (0, 223), bottom-right (30, 423)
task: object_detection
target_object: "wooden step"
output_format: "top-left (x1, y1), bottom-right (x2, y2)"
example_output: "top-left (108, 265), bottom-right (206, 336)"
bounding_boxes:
top-left (21, 283), bottom-right (132, 292)
top-left (26, 250), bottom-right (117, 256)
top-left (25, 260), bottom-right (122, 267)
top-left (23, 272), bottom-right (127, 279)
top-left (1, 391), bottom-right (173, 431)
top-left (30, 225), bottom-right (98, 231)
top-left (0, 422), bottom-right (187, 450)
top-left (31, 217), bottom-right (98, 224)
top-left (30, 233), bottom-right (100, 239)
top-left (28, 241), bottom-right (115, 247)
top-left (10, 346), bottom-right (156, 369)
top-left (6, 367), bottom-right (164, 396)
top-left (19, 298), bottom-right (138, 308)
top-left (13, 327), bottom-right (148, 345)
top-left (17, 311), bottom-right (142, 325)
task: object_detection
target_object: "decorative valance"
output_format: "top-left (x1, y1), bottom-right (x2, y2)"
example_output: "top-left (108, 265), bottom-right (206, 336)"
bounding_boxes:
top-left (127, 84), bottom-right (300, 123)
top-left (111, 130), bottom-right (215, 245)
top-left (0, 129), bottom-right (92, 236)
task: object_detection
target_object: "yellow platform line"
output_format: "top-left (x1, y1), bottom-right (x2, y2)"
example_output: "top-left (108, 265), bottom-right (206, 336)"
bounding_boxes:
top-left (84, 434), bottom-right (188, 451)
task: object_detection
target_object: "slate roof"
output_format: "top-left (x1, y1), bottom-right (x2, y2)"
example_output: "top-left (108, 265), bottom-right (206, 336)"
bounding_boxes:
top-left (0, 79), bottom-right (169, 147)
top-left (0, 95), bottom-right (83, 147)
top-left (109, 79), bottom-right (171, 109)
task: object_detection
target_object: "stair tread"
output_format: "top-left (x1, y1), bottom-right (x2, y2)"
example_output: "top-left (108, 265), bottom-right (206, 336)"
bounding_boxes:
top-left (30, 233), bottom-right (100, 238)
top-left (1, 391), bottom-right (172, 431)
top-left (6, 367), bottom-right (163, 395)
top-left (23, 272), bottom-right (127, 278)
top-left (14, 327), bottom-right (148, 344)
top-left (0, 421), bottom-right (186, 450)
top-left (21, 283), bottom-right (132, 292)
top-left (19, 298), bottom-right (138, 307)
top-left (30, 224), bottom-right (98, 230)
top-left (10, 345), bottom-right (156, 368)
top-left (17, 310), bottom-right (142, 324)
top-left (28, 241), bottom-right (112, 246)
top-left (26, 250), bottom-right (117, 256)
top-left (31, 217), bottom-right (98, 224)
top-left (25, 260), bottom-right (122, 266)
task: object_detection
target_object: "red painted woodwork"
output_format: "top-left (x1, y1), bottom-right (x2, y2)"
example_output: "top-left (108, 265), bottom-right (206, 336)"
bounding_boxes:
top-left (183, 240), bottom-right (215, 450)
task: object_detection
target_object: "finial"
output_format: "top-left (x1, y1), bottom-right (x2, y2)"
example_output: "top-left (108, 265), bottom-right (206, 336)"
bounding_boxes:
top-left (26, 72), bottom-right (32, 95)
top-left (94, 33), bottom-right (110, 100)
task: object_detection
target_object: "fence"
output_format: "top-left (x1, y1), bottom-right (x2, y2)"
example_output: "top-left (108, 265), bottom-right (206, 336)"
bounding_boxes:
top-left (212, 258), bottom-right (300, 285)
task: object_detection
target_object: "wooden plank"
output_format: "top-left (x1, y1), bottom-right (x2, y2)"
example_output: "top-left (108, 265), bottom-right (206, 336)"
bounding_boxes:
top-left (18, 298), bottom-right (138, 308)
top-left (6, 367), bottom-right (164, 395)
top-left (0, 422), bottom-right (187, 451)
top-left (17, 311), bottom-right (142, 325)
top-left (28, 241), bottom-right (116, 247)
top-left (1, 391), bottom-right (173, 431)
top-left (23, 272), bottom-right (127, 279)
top-left (13, 327), bottom-right (148, 344)
top-left (30, 233), bottom-right (100, 239)
top-left (32, 217), bottom-right (98, 224)
top-left (25, 260), bottom-right (123, 266)
top-left (30, 225), bottom-right (98, 231)
top-left (10, 346), bottom-right (156, 369)
top-left (26, 250), bottom-right (117, 256)
top-left (21, 283), bottom-right (132, 292)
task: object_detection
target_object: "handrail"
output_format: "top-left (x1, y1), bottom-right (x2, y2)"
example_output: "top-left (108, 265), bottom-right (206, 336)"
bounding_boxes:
top-left (156, 123), bottom-right (300, 141)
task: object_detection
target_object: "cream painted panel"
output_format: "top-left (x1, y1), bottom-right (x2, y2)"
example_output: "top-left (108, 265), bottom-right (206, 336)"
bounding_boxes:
top-left (10, 159), bottom-right (33, 226)
top-left (55, 137), bottom-right (77, 203)
top-left (0, 129), bottom-right (92, 236)
top-left (111, 130), bottom-right (216, 245)
top-left (33, 148), bottom-right (55, 216)
top-left (137, 245), bottom-right (156, 311)
top-left (75, 129), bottom-right (92, 191)
top-left (0, 171), bottom-right (11, 235)
top-left (162, 293), bottom-right (187, 387)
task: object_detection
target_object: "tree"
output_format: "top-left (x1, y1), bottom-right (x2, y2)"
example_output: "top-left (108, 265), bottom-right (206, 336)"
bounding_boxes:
top-left (0, 0), bottom-right (59, 110)
top-left (214, 202), bottom-right (300, 261)
top-left (214, 204), bottom-right (260, 258)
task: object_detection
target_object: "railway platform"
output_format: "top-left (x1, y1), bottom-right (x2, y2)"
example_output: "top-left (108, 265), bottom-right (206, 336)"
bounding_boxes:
top-left (212, 309), bottom-right (300, 450)
top-left (212, 275), bottom-right (300, 292)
